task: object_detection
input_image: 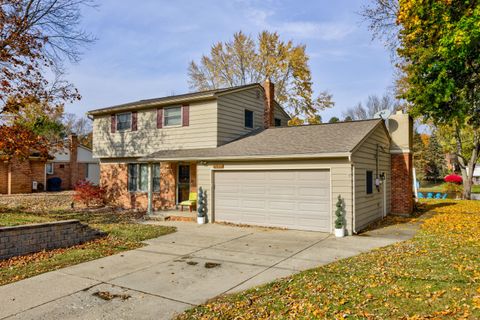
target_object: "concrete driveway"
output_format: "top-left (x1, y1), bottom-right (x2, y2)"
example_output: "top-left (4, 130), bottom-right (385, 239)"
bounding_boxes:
top-left (0, 221), bottom-right (416, 320)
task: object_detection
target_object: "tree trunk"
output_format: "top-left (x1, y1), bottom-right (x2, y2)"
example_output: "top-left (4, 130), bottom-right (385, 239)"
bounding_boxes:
top-left (460, 158), bottom-right (476, 200)
top-left (462, 173), bottom-right (472, 200)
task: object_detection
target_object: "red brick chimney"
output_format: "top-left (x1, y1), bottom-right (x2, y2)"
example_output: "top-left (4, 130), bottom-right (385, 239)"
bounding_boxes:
top-left (263, 79), bottom-right (275, 128)
top-left (388, 110), bottom-right (414, 215)
top-left (69, 134), bottom-right (78, 188)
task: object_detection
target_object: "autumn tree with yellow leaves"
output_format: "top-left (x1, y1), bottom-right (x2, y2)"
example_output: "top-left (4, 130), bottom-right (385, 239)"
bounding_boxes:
top-left (188, 31), bottom-right (334, 124)
top-left (363, 0), bottom-right (480, 199)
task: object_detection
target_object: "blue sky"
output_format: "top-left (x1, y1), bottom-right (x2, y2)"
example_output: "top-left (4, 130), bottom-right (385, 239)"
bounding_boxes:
top-left (66, 0), bottom-right (395, 121)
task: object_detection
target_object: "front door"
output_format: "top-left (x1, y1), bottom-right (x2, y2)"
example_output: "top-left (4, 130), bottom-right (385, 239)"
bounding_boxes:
top-left (177, 164), bottom-right (190, 203)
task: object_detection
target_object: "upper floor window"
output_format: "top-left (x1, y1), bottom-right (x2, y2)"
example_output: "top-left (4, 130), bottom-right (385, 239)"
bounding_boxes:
top-left (117, 112), bottom-right (132, 131)
top-left (274, 118), bottom-right (281, 127)
top-left (244, 109), bottom-right (254, 128)
top-left (164, 106), bottom-right (182, 126)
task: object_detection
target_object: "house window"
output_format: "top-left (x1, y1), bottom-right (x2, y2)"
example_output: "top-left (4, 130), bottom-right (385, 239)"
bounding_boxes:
top-left (366, 170), bottom-right (373, 194)
top-left (244, 109), bottom-right (254, 128)
top-left (164, 107), bottom-right (182, 126)
top-left (46, 163), bottom-right (54, 174)
top-left (153, 164), bottom-right (160, 192)
top-left (274, 118), bottom-right (281, 127)
top-left (128, 163), bottom-right (160, 192)
top-left (117, 112), bottom-right (132, 131)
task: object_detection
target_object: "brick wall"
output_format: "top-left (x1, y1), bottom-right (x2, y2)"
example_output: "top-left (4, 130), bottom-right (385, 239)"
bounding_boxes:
top-left (4, 159), bottom-right (46, 194)
top-left (391, 153), bottom-right (413, 214)
top-left (49, 163), bottom-right (72, 189)
top-left (100, 162), bottom-right (181, 211)
top-left (8, 159), bottom-right (31, 194)
top-left (30, 160), bottom-right (46, 190)
top-left (0, 220), bottom-right (105, 260)
top-left (47, 162), bottom-right (87, 190)
top-left (0, 162), bottom-right (7, 194)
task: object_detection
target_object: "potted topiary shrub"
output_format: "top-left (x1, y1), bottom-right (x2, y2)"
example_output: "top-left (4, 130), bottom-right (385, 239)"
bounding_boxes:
top-left (334, 195), bottom-right (345, 237)
top-left (197, 187), bottom-right (206, 224)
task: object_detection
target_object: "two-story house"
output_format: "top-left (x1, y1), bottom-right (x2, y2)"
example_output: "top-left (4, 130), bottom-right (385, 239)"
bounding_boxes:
top-left (88, 81), bottom-right (414, 235)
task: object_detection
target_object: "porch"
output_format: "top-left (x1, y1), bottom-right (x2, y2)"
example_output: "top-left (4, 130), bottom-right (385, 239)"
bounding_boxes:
top-left (142, 161), bottom-right (198, 215)
top-left (147, 209), bottom-right (196, 222)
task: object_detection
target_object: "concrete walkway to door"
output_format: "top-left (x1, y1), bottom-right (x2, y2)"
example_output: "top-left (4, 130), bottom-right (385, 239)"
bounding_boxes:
top-left (0, 221), bottom-right (418, 320)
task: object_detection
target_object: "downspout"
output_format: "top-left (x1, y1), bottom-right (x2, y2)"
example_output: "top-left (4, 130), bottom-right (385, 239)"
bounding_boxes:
top-left (147, 162), bottom-right (153, 215)
top-left (351, 163), bottom-right (357, 234)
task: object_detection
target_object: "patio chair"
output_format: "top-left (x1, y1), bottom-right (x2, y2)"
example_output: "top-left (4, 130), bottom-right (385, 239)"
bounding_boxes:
top-left (179, 192), bottom-right (197, 212)
top-left (442, 193), bottom-right (448, 199)
top-left (435, 193), bottom-right (442, 199)
top-left (418, 192), bottom-right (425, 199)
top-left (426, 192), bottom-right (434, 199)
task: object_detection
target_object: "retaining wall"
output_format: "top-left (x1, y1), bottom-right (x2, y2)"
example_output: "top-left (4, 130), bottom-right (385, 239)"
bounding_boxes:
top-left (0, 220), bottom-right (106, 260)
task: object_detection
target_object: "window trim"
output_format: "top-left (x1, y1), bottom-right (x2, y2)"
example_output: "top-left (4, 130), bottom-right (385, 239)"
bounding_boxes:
top-left (163, 106), bottom-right (183, 127)
top-left (46, 163), bottom-right (54, 175)
top-left (116, 112), bottom-right (132, 132)
top-left (244, 109), bottom-right (254, 129)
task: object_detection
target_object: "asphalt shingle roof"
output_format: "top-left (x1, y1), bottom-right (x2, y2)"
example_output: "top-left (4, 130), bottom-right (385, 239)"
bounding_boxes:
top-left (88, 83), bottom-right (262, 115)
top-left (140, 119), bottom-right (383, 161)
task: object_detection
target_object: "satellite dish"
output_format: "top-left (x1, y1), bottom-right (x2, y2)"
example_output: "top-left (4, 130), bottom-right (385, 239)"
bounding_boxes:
top-left (373, 109), bottom-right (392, 119)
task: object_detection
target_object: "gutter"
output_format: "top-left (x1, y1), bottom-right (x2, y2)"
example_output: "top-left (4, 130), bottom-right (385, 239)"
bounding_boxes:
top-left (137, 152), bottom-right (351, 162)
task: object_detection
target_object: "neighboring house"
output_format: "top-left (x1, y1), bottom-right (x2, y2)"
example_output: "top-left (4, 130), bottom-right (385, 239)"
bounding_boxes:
top-left (0, 134), bottom-right (100, 195)
top-left (473, 166), bottom-right (480, 185)
top-left (0, 155), bottom-right (47, 194)
top-left (88, 81), bottom-right (413, 234)
top-left (46, 134), bottom-right (100, 189)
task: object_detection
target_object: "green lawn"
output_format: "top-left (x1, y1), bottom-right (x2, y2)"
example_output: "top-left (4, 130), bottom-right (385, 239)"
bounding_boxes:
top-left (0, 209), bottom-right (175, 286)
top-left (178, 200), bottom-right (480, 319)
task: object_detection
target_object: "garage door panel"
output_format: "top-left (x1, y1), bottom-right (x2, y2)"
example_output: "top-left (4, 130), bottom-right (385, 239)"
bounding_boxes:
top-left (269, 186), bottom-right (292, 196)
top-left (297, 170), bottom-right (329, 180)
top-left (214, 170), bottom-right (331, 232)
top-left (298, 186), bottom-right (329, 197)
top-left (298, 202), bottom-right (329, 212)
top-left (269, 171), bottom-right (296, 180)
top-left (242, 199), bottom-right (266, 209)
top-left (241, 186), bottom-right (266, 195)
top-left (268, 200), bottom-right (296, 210)
top-left (215, 185), bottom-right (239, 194)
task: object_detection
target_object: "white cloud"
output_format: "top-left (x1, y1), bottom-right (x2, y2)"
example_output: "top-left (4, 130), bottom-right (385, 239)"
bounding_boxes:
top-left (245, 8), bottom-right (354, 41)
top-left (279, 21), bottom-right (354, 41)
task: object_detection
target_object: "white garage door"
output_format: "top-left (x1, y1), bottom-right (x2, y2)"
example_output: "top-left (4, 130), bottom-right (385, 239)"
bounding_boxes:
top-left (214, 170), bottom-right (331, 232)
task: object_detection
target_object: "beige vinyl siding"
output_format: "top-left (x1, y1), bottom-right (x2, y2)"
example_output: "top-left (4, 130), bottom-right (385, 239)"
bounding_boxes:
top-left (217, 87), bottom-right (265, 145)
top-left (196, 158), bottom-right (354, 234)
top-left (274, 103), bottom-right (290, 127)
top-left (92, 100), bottom-right (218, 158)
top-left (352, 124), bottom-right (391, 231)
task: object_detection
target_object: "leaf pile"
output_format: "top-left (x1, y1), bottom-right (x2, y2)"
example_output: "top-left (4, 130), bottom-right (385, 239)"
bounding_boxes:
top-left (178, 200), bottom-right (480, 319)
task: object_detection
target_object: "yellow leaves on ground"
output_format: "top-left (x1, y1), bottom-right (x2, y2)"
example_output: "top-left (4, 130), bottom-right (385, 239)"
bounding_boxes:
top-left (178, 200), bottom-right (480, 319)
